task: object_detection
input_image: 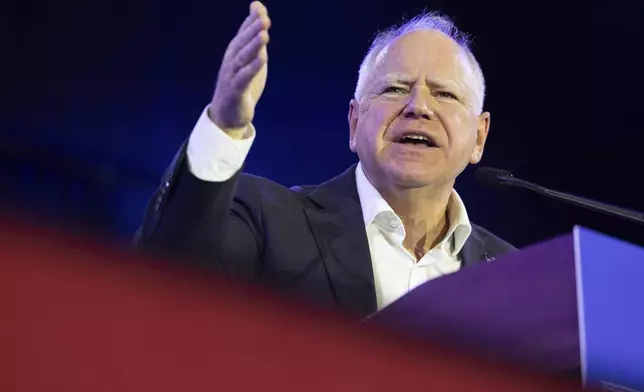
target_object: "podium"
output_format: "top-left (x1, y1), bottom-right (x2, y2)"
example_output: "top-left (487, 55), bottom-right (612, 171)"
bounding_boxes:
top-left (369, 226), bottom-right (644, 391)
top-left (1, 217), bottom-right (640, 391)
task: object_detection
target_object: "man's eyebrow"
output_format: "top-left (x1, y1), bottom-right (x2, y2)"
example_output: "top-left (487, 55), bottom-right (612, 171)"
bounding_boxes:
top-left (426, 79), bottom-right (464, 92)
top-left (376, 74), bottom-right (415, 86)
top-left (375, 74), bottom-right (464, 91)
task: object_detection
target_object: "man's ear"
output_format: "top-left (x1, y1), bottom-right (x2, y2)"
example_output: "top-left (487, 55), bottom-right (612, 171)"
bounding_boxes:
top-left (470, 111), bottom-right (490, 164)
top-left (348, 99), bottom-right (359, 152)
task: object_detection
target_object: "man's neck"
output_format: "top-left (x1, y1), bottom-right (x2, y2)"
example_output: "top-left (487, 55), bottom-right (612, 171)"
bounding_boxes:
top-left (379, 184), bottom-right (453, 260)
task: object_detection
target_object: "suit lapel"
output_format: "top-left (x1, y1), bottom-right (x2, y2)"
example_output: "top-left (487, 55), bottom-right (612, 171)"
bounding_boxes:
top-left (303, 164), bottom-right (377, 317)
top-left (300, 165), bottom-right (496, 315)
top-left (460, 227), bottom-right (493, 268)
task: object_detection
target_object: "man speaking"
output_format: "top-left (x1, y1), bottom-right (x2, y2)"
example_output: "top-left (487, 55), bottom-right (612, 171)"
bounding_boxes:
top-left (134, 1), bottom-right (516, 317)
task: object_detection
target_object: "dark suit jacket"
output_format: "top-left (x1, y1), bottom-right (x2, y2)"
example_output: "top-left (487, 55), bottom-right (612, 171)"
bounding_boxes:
top-left (134, 146), bottom-right (517, 318)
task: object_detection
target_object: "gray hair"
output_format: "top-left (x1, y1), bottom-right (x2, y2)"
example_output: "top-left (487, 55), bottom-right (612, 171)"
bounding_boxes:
top-left (354, 11), bottom-right (486, 113)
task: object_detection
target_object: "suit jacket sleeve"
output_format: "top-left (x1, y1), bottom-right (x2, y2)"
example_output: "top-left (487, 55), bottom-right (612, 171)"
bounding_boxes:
top-left (133, 141), bottom-right (265, 279)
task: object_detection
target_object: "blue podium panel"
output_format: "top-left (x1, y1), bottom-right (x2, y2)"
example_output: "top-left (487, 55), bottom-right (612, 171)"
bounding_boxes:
top-left (575, 227), bottom-right (644, 391)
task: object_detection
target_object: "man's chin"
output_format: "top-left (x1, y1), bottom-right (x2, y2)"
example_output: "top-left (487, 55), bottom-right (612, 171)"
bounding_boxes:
top-left (386, 166), bottom-right (444, 189)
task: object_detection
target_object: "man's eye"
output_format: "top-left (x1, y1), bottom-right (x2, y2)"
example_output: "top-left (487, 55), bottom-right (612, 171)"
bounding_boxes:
top-left (436, 91), bottom-right (457, 99)
top-left (383, 86), bottom-right (407, 94)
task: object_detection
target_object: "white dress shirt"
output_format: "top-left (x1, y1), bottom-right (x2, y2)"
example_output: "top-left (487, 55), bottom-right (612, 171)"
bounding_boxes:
top-left (186, 106), bottom-right (473, 310)
top-left (354, 162), bottom-right (472, 309)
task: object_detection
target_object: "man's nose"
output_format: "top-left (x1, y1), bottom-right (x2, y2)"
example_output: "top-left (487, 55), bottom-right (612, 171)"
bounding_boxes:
top-left (402, 90), bottom-right (434, 120)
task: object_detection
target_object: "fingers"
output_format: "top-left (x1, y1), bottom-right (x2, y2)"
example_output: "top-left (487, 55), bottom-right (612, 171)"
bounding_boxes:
top-left (249, 1), bottom-right (267, 15)
top-left (229, 15), bottom-right (270, 60)
top-left (237, 10), bottom-right (256, 34)
top-left (238, 1), bottom-right (267, 33)
top-left (233, 46), bottom-right (267, 91)
top-left (220, 1), bottom-right (270, 91)
top-left (222, 16), bottom-right (269, 80)
top-left (234, 29), bottom-right (269, 72)
top-left (225, 3), bottom-right (270, 61)
top-left (235, 16), bottom-right (270, 58)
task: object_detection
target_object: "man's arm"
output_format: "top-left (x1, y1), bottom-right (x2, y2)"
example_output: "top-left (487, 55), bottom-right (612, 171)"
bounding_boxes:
top-left (133, 112), bottom-right (263, 277)
top-left (187, 105), bottom-right (255, 182)
top-left (133, 2), bottom-right (272, 277)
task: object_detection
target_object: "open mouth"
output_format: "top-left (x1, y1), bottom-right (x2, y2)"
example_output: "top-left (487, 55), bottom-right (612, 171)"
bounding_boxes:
top-left (394, 132), bottom-right (439, 148)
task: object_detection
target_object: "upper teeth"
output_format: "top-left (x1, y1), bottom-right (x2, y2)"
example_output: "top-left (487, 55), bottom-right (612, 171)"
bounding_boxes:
top-left (404, 135), bottom-right (427, 140)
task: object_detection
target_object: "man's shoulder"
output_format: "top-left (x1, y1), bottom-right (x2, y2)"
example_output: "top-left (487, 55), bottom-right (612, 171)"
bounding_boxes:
top-left (288, 184), bottom-right (319, 195)
top-left (238, 164), bottom-right (358, 205)
top-left (236, 172), bottom-right (321, 204)
top-left (470, 223), bottom-right (518, 254)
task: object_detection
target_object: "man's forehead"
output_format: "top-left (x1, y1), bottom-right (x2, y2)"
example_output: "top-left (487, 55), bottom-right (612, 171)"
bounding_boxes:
top-left (375, 36), bottom-right (470, 71)
top-left (369, 35), bottom-right (475, 85)
top-left (386, 30), bottom-right (463, 57)
top-left (379, 50), bottom-right (470, 73)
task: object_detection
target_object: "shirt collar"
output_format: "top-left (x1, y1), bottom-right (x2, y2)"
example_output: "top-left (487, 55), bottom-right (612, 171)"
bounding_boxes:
top-left (355, 162), bottom-right (472, 256)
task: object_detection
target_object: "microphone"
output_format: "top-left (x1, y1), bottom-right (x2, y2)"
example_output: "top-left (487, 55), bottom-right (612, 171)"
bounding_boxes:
top-left (475, 167), bottom-right (644, 226)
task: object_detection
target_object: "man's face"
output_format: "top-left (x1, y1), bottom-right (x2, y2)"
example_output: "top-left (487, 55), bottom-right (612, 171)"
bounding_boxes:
top-left (349, 30), bottom-right (490, 191)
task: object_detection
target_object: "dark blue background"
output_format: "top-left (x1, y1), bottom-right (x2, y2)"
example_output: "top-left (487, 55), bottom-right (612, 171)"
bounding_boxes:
top-left (5, 0), bottom-right (644, 248)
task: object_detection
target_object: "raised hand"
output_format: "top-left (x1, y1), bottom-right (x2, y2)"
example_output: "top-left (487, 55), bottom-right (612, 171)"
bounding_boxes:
top-left (209, 1), bottom-right (271, 139)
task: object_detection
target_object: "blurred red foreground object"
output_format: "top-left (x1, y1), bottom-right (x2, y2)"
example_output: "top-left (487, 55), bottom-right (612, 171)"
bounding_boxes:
top-left (0, 217), bottom-right (583, 391)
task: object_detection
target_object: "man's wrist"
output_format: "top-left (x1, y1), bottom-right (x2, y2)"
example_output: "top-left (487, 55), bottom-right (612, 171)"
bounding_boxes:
top-left (206, 106), bottom-right (253, 140)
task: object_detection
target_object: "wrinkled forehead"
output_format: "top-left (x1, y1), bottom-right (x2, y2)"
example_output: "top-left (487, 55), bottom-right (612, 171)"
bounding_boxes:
top-left (371, 30), bottom-right (476, 89)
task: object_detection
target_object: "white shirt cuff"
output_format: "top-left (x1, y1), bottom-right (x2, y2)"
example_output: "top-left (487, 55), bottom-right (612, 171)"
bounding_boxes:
top-left (186, 106), bottom-right (255, 182)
